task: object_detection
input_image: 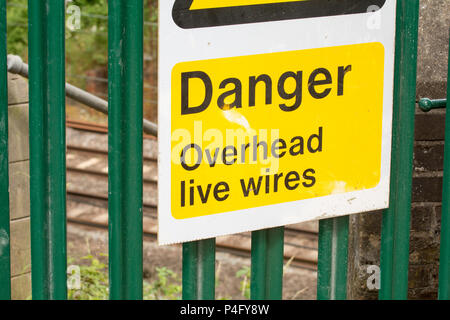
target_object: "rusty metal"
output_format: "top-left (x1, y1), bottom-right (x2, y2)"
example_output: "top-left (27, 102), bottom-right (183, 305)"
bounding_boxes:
top-left (66, 119), bottom-right (156, 140)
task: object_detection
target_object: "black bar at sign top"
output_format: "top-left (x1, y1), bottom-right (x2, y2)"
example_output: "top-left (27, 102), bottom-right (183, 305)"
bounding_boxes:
top-left (172, 0), bottom-right (387, 29)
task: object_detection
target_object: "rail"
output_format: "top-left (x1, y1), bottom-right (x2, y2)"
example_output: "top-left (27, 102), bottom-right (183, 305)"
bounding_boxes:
top-left (418, 98), bottom-right (447, 112)
top-left (7, 54), bottom-right (158, 137)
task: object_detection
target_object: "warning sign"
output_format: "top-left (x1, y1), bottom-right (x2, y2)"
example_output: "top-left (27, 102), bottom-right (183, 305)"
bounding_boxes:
top-left (173, 0), bottom-right (387, 28)
top-left (159, 0), bottom-right (397, 244)
top-left (171, 43), bottom-right (385, 219)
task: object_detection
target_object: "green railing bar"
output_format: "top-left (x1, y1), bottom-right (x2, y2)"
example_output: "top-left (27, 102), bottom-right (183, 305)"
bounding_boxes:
top-left (182, 239), bottom-right (216, 300)
top-left (28, 0), bottom-right (67, 300)
top-left (438, 29), bottom-right (450, 300)
top-left (108, 0), bottom-right (144, 300)
top-left (317, 216), bottom-right (349, 300)
top-left (418, 98), bottom-right (447, 112)
top-left (379, 0), bottom-right (420, 300)
top-left (0, 0), bottom-right (11, 300)
top-left (250, 227), bottom-right (284, 300)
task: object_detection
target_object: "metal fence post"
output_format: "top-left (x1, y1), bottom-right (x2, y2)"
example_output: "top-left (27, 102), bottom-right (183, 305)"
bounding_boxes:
top-left (108, 0), bottom-right (144, 300)
top-left (28, 0), bottom-right (67, 300)
top-left (317, 216), bottom-right (349, 300)
top-left (0, 0), bottom-right (11, 300)
top-left (379, 0), bottom-right (420, 300)
top-left (250, 227), bottom-right (284, 300)
top-left (182, 239), bottom-right (216, 300)
top-left (438, 29), bottom-right (450, 300)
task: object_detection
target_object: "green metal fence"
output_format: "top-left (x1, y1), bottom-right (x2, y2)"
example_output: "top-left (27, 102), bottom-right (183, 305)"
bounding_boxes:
top-left (0, 0), bottom-right (449, 300)
top-left (0, 0), bottom-right (11, 301)
top-left (418, 37), bottom-right (450, 300)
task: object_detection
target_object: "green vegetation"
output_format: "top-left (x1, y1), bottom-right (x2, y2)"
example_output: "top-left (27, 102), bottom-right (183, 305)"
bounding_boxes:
top-left (66, 0), bottom-right (109, 82)
top-left (143, 267), bottom-right (182, 300)
top-left (236, 266), bottom-right (251, 299)
top-left (67, 253), bottom-right (109, 300)
top-left (6, 0), bottom-right (157, 89)
top-left (68, 253), bottom-right (182, 300)
top-left (67, 251), bottom-right (261, 300)
top-left (6, 1), bottom-right (28, 56)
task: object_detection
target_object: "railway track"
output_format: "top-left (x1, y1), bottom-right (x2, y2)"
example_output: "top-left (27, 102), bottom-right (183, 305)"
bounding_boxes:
top-left (67, 119), bottom-right (156, 140)
top-left (66, 119), bottom-right (319, 270)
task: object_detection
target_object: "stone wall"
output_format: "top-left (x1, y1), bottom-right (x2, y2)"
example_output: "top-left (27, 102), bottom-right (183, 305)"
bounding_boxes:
top-left (348, 0), bottom-right (450, 299)
top-left (7, 72), bottom-right (31, 300)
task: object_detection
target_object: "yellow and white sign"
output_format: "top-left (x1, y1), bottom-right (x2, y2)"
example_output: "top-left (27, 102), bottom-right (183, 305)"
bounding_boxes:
top-left (159, 0), bottom-right (397, 244)
top-left (189, 0), bottom-right (302, 10)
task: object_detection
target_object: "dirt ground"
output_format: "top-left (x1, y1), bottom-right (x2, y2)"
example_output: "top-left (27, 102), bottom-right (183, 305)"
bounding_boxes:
top-left (67, 224), bottom-right (317, 300)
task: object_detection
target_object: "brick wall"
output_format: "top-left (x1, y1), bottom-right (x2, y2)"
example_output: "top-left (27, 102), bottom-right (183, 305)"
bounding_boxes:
top-left (348, 0), bottom-right (450, 299)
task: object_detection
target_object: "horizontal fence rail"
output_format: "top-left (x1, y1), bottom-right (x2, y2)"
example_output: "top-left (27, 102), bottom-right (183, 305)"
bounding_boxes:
top-left (6, 54), bottom-right (158, 137)
top-left (418, 98), bottom-right (447, 111)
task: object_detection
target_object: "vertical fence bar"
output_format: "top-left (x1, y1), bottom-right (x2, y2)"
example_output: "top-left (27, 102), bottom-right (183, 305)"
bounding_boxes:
top-left (108, 0), bottom-right (144, 300)
top-left (0, 0), bottom-right (11, 300)
top-left (250, 227), bottom-right (284, 300)
top-left (379, 0), bottom-right (419, 300)
top-left (317, 216), bottom-right (349, 300)
top-left (182, 239), bottom-right (216, 300)
top-left (28, 0), bottom-right (67, 300)
top-left (438, 30), bottom-right (450, 300)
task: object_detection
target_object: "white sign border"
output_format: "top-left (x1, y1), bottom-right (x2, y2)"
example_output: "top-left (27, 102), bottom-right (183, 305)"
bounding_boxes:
top-left (158, 0), bottom-right (397, 245)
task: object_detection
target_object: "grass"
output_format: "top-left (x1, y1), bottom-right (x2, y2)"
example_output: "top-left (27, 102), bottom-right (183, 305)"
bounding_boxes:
top-left (68, 253), bottom-right (182, 300)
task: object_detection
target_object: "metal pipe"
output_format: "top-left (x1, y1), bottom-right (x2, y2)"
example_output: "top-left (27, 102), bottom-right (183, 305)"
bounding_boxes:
top-left (418, 98), bottom-right (447, 112)
top-left (28, 0), bottom-right (67, 300)
top-left (379, 0), bottom-right (420, 300)
top-left (182, 239), bottom-right (216, 300)
top-left (250, 227), bottom-right (284, 300)
top-left (438, 30), bottom-right (450, 300)
top-left (7, 54), bottom-right (158, 137)
top-left (317, 216), bottom-right (349, 300)
top-left (0, 0), bottom-right (11, 300)
top-left (108, 0), bottom-right (144, 300)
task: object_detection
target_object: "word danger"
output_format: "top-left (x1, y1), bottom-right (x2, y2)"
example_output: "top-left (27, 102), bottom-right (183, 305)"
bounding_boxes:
top-left (180, 65), bottom-right (352, 114)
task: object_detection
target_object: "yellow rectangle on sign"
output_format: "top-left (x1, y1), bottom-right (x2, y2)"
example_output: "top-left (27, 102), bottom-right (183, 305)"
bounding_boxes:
top-left (171, 43), bottom-right (385, 219)
top-left (189, 0), bottom-right (306, 10)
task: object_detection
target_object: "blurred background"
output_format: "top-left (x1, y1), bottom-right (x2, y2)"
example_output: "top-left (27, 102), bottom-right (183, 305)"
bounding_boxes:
top-left (7, 0), bottom-right (158, 125)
